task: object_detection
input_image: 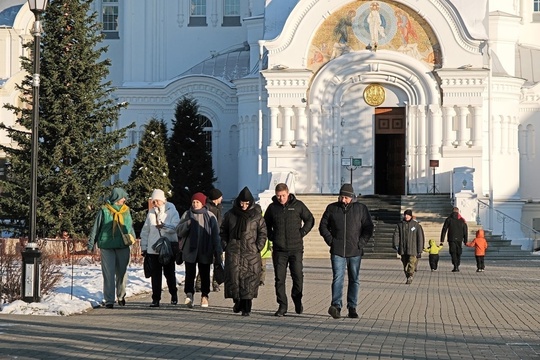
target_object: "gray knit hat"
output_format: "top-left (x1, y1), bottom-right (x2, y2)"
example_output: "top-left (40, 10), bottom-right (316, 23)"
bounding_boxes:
top-left (339, 184), bottom-right (355, 198)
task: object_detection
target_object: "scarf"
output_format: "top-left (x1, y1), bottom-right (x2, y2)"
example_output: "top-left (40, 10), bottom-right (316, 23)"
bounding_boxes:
top-left (189, 207), bottom-right (212, 251)
top-left (231, 205), bottom-right (256, 239)
top-left (105, 203), bottom-right (129, 235)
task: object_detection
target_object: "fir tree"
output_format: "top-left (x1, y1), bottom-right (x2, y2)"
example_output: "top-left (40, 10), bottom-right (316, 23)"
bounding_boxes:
top-left (167, 97), bottom-right (216, 214)
top-left (0, 0), bottom-right (134, 238)
top-left (126, 118), bottom-right (171, 233)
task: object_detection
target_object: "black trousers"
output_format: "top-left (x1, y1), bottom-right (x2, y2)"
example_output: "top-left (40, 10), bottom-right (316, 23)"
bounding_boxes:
top-left (428, 254), bottom-right (440, 270)
top-left (148, 254), bottom-right (177, 303)
top-left (272, 250), bottom-right (303, 308)
top-left (448, 241), bottom-right (463, 268)
top-left (185, 262), bottom-right (211, 297)
top-left (475, 255), bottom-right (485, 270)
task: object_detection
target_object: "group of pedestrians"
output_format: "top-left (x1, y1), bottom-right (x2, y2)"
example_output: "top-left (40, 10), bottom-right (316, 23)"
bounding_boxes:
top-left (86, 184), bottom-right (487, 317)
top-left (392, 205), bottom-right (489, 284)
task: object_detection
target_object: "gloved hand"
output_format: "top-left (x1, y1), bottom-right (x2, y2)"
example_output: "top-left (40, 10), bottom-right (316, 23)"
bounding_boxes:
top-left (417, 253), bottom-right (422, 259)
top-left (170, 241), bottom-right (179, 255)
top-left (141, 251), bottom-right (147, 257)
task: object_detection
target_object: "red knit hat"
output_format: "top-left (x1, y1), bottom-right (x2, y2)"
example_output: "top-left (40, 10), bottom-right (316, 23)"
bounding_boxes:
top-left (191, 192), bottom-right (206, 206)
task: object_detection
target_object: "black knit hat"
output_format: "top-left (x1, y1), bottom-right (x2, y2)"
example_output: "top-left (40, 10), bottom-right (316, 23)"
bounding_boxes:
top-left (339, 183), bottom-right (355, 198)
top-left (404, 209), bottom-right (413, 217)
top-left (207, 188), bottom-right (223, 201)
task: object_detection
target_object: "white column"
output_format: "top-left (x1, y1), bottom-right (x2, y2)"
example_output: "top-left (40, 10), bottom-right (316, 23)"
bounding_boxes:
top-left (322, 105), bottom-right (333, 193)
top-left (296, 106), bottom-right (307, 147)
top-left (457, 106), bottom-right (469, 146)
top-left (510, 116), bottom-right (519, 154)
top-left (428, 105), bottom-right (442, 194)
top-left (408, 106), bottom-right (418, 193)
top-left (428, 104), bottom-right (442, 158)
top-left (282, 107), bottom-right (294, 144)
top-left (501, 115), bottom-right (509, 154)
top-left (308, 104), bottom-right (322, 192)
top-left (493, 115), bottom-right (502, 154)
top-left (269, 107), bottom-right (280, 147)
top-left (442, 106), bottom-right (456, 147)
top-left (471, 106), bottom-right (482, 147)
top-left (417, 106), bottom-right (427, 192)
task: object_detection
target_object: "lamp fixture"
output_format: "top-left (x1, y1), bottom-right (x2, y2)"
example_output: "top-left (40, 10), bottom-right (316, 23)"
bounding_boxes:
top-left (276, 141), bottom-right (284, 148)
top-left (341, 118), bottom-right (345, 127)
top-left (27, 0), bottom-right (48, 14)
top-left (289, 140), bottom-right (297, 148)
top-left (451, 140), bottom-right (459, 148)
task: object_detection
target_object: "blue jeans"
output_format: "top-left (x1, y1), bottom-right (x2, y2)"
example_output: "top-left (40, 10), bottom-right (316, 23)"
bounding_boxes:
top-left (331, 254), bottom-right (361, 310)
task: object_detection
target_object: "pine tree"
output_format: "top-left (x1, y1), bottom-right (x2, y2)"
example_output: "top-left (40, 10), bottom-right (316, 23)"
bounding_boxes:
top-left (167, 97), bottom-right (216, 214)
top-left (0, 0), bottom-right (134, 238)
top-left (126, 118), bottom-right (171, 233)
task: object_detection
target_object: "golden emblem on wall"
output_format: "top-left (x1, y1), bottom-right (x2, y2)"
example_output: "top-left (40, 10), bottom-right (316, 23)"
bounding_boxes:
top-left (363, 83), bottom-right (385, 107)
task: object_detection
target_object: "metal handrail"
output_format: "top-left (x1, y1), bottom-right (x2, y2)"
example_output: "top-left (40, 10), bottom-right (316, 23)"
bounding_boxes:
top-left (476, 199), bottom-right (540, 244)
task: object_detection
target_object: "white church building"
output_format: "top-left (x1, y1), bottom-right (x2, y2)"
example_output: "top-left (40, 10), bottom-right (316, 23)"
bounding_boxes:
top-left (1, 0), bottom-right (540, 249)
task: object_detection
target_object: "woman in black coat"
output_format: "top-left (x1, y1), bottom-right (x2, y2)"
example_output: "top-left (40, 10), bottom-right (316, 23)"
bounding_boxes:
top-left (220, 187), bottom-right (267, 316)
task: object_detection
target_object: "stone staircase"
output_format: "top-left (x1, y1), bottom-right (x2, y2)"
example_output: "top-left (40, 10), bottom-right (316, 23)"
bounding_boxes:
top-left (295, 194), bottom-right (534, 259)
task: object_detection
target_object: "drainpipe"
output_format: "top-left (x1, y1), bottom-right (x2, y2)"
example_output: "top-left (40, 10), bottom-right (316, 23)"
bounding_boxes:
top-left (487, 41), bottom-right (494, 231)
top-left (258, 40), bottom-right (265, 193)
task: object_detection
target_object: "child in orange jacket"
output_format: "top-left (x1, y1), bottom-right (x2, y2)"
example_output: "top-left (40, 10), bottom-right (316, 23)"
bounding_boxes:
top-left (465, 229), bottom-right (488, 272)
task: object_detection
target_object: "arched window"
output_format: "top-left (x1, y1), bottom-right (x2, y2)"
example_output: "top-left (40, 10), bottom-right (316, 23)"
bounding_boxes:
top-left (199, 115), bottom-right (213, 152)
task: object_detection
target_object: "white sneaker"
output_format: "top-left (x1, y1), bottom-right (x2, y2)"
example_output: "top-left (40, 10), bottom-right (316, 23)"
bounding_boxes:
top-left (201, 296), bottom-right (209, 308)
top-left (185, 293), bottom-right (193, 308)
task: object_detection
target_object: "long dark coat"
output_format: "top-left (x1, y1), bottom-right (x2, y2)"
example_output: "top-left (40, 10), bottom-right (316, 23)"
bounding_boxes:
top-left (220, 203), bottom-right (267, 300)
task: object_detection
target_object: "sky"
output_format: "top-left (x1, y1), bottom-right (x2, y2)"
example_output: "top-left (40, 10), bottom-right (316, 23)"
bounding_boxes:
top-left (0, 261), bottom-right (185, 316)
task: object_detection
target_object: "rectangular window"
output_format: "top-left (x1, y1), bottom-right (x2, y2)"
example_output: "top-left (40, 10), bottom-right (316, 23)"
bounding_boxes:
top-left (189, 0), bottom-right (207, 26)
top-left (223, 0), bottom-right (241, 27)
top-left (102, 0), bottom-right (119, 39)
top-left (534, 0), bottom-right (540, 22)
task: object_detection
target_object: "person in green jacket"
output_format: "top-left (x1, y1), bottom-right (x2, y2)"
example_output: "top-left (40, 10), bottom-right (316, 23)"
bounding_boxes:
top-left (423, 239), bottom-right (444, 271)
top-left (260, 239), bottom-right (272, 286)
top-left (87, 188), bottom-right (136, 308)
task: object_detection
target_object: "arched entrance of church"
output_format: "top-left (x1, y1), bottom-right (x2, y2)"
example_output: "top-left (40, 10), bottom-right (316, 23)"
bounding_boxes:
top-left (374, 107), bottom-right (406, 195)
top-left (305, 51), bottom-right (440, 195)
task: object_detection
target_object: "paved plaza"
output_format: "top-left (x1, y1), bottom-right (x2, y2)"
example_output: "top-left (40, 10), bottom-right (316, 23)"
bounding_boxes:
top-left (1, 257), bottom-right (540, 360)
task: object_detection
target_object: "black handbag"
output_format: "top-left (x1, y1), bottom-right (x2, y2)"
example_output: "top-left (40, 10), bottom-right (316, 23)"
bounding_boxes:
top-left (213, 261), bottom-right (225, 285)
top-left (143, 255), bottom-right (152, 278)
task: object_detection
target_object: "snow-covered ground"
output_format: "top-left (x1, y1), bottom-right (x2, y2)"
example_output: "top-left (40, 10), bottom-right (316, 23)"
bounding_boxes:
top-left (0, 262), bottom-right (185, 316)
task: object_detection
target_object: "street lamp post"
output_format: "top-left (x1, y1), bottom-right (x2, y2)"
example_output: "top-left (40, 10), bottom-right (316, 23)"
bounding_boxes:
top-left (21, 0), bottom-right (48, 303)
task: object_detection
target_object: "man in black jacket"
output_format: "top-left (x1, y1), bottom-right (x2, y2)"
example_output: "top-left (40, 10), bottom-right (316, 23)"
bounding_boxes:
top-left (264, 183), bottom-right (315, 317)
top-left (392, 209), bottom-right (425, 284)
top-left (319, 184), bottom-right (374, 319)
top-left (440, 207), bottom-right (468, 272)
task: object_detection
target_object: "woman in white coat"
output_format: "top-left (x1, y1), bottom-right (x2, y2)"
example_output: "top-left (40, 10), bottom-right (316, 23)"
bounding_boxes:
top-left (140, 189), bottom-right (180, 307)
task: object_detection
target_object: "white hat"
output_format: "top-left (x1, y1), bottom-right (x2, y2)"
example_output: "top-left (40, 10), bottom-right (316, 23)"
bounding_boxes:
top-left (150, 189), bottom-right (166, 202)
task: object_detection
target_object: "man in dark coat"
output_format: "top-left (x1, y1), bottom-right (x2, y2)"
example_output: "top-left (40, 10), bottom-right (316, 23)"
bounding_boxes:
top-left (440, 207), bottom-right (468, 272)
top-left (319, 184), bottom-right (374, 319)
top-left (392, 209), bottom-right (425, 284)
top-left (264, 183), bottom-right (315, 317)
top-left (206, 188), bottom-right (223, 226)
